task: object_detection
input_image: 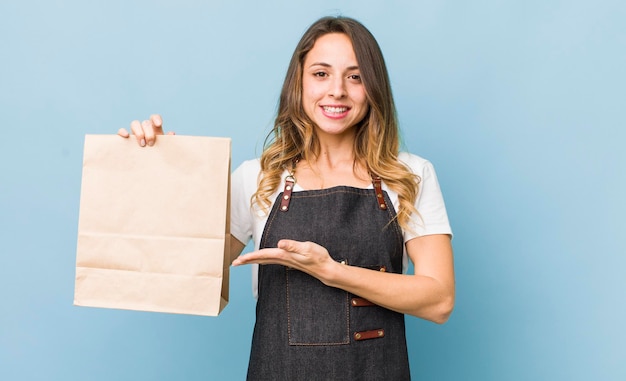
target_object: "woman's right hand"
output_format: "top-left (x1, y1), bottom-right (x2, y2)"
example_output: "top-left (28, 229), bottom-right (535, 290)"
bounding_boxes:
top-left (117, 114), bottom-right (175, 147)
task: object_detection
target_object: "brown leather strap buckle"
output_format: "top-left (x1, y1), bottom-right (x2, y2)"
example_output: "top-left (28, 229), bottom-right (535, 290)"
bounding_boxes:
top-left (279, 176), bottom-right (295, 212)
top-left (354, 329), bottom-right (385, 341)
top-left (371, 175), bottom-right (388, 210)
top-left (351, 297), bottom-right (376, 307)
top-left (279, 157), bottom-right (299, 212)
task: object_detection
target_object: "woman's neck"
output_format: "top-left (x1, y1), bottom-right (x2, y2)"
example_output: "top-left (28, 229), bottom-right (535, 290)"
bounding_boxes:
top-left (296, 133), bottom-right (370, 190)
top-left (311, 129), bottom-right (357, 169)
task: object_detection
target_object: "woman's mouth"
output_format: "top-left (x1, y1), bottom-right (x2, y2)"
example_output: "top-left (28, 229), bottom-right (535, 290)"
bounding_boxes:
top-left (321, 105), bottom-right (350, 118)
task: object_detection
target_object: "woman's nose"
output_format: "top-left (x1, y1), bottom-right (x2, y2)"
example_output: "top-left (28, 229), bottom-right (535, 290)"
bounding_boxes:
top-left (328, 77), bottom-right (347, 98)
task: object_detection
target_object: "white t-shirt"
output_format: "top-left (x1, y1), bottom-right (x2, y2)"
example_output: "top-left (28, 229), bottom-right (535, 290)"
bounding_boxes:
top-left (230, 152), bottom-right (452, 297)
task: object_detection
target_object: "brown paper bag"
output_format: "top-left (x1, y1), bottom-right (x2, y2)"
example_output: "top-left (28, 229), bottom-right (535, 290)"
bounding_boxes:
top-left (74, 134), bottom-right (231, 316)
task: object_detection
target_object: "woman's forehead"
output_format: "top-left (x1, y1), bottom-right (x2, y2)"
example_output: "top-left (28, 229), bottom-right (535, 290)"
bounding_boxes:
top-left (304, 33), bottom-right (358, 68)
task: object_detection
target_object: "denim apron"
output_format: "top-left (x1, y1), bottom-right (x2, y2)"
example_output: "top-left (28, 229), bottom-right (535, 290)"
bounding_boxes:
top-left (247, 179), bottom-right (411, 380)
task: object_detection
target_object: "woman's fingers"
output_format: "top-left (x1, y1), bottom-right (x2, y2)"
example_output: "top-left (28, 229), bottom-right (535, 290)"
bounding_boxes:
top-left (150, 114), bottom-right (163, 130)
top-left (142, 120), bottom-right (156, 146)
top-left (130, 119), bottom-right (146, 146)
top-left (277, 239), bottom-right (310, 254)
top-left (144, 114), bottom-right (164, 146)
top-left (117, 128), bottom-right (130, 138)
top-left (232, 240), bottom-right (329, 268)
top-left (126, 114), bottom-right (167, 147)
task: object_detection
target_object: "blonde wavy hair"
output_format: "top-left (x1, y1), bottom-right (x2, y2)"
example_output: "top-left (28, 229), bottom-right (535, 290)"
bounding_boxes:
top-left (253, 16), bottom-right (420, 230)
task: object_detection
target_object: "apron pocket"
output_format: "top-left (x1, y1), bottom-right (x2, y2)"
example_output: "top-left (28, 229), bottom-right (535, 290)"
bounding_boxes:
top-left (286, 268), bottom-right (350, 346)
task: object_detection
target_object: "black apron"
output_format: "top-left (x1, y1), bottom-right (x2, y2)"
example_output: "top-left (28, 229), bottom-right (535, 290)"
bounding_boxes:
top-left (247, 183), bottom-right (411, 380)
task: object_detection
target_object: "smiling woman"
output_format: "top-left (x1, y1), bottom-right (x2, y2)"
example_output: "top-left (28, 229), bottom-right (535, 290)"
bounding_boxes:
top-left (301, 33), bottom-right (369, 138)
top-left (118, 16), bottom-right (454, 381)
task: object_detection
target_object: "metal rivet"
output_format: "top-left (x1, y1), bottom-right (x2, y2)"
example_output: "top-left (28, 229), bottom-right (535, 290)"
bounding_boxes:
top-left (378, 331), bottom-right (383, 337)
top-left (283, 195), bottom-right (289, 200)
top-left (340, 260), bottom-right (346, 265)
top-left (377, 194), bottom-right (382, 198)
top-left (355, 333), bottom-right (361, 339)
top-left (281, 206), bottom-right (287, 211)
top-left (380, 204), bottom-right (386, 208)
top-left (380, 267), bottom-right (386, 272)
top-left (286, 185), bottom-right (292, 191)
top-left (351, 300), bottom-right (357, 306)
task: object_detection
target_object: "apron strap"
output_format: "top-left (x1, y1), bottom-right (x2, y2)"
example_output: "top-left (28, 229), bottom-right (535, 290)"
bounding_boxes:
top-left (280, 157), bottom-right (299, 212)
top-left (279, 159), bottom-right (389, 212)
top-left (371, 174), bottom-right (388, 210)
top-left (279, 176), bottom-right (295, 212)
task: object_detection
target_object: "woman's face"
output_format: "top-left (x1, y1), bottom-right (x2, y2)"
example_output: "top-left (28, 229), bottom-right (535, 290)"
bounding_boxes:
top-left (301, 33), bottom-right (369, 138)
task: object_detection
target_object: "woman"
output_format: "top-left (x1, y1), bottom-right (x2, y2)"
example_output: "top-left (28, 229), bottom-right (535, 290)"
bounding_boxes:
top-left (120, 16), bottom-right (454, 381)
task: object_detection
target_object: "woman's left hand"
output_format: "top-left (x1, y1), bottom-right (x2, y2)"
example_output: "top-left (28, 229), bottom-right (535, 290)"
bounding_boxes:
top-left (232, 239), bottom-right (335, 280)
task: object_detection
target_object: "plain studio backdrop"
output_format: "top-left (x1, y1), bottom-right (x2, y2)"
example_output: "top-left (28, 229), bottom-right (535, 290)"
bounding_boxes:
top-left (1, 1), bottom-right (624, 380)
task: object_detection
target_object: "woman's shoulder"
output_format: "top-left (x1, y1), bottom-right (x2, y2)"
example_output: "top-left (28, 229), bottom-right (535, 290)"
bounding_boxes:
top-left (236, 157), bottom-right (261, 171)
top-left (398, 152), bottom-right (434, 174)
top-left (233, 158), bottom-right (261, 177)
top-left (232, 158), bottom-right (262, 189)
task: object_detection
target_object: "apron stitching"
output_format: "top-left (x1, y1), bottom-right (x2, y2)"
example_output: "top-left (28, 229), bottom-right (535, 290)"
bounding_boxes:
top-left (286, 268), bottom-right (351, 346)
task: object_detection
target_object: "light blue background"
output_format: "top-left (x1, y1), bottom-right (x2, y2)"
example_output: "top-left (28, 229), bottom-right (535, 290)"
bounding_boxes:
top-left (1, 1), bottom-right (624, 380)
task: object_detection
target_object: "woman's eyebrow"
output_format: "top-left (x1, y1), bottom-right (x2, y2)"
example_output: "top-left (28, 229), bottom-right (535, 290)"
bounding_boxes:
top-left (308, 62), bottom-right (360, 71)
top-left (308, 62), bottom-right (331, 68)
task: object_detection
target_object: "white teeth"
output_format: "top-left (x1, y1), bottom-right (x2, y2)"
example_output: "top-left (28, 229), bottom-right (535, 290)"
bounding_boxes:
top-left (323, 106), bottom-right (348, 113)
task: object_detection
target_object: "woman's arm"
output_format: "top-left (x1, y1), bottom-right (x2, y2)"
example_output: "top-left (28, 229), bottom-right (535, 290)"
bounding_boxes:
top-left (232, 234), bottom-right (455, 323)
top-left (326, 234), bottom-right (455, 323)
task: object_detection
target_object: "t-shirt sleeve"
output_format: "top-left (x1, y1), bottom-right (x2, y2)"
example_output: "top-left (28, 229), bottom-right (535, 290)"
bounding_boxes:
top-left (402, 154), bottom-right (452, 241)
top-left (230, 159), bottom-right (260, 245)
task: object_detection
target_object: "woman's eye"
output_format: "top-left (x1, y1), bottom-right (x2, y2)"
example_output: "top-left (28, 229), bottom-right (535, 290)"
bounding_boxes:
top-left (348, 74), bottom-right (362, 81)
top-left (313, 72), bottom-right (327, 77)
